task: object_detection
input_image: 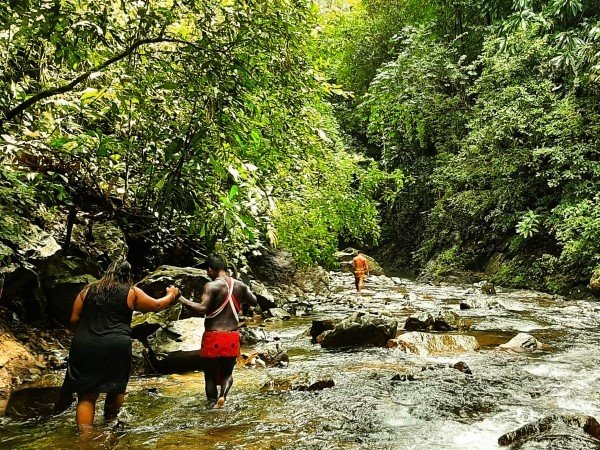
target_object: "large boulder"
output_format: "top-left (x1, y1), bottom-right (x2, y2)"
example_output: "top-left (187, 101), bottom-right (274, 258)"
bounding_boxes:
top-left (91, 221), bottom-right (128, 261)
top-left (316, 313), bottom-right (397, 348)
top-left (590, 269), bottom-right (600, 295)
top-left (335, 248), bottom-right (385, 276)
top-left (250, 280), bottom-right (278, 310)
top-left (133, 266), bottom-right (211, 335)
top-left (310, 318), bottom-right (339, 341)
top-left (498, 415), bottom-right (600, 447)
top-left (145, 317), bottom-right (205, 373)
top-left (1, 223), bottom-right (62, 321)
top-left (498, 333), bottom-right (547, 352)
top-left (388, 332), bottom-right (480, 356)
top-left (261, 372), bottom-right (334, 392)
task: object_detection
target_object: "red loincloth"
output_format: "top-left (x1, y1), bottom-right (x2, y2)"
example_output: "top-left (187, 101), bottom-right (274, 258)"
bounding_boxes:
top-left (200, 330), bottom-right (241, 358)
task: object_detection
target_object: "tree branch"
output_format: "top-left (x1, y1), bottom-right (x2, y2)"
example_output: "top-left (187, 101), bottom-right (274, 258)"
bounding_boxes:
top-left (0, 37), bottom-right (205, 127)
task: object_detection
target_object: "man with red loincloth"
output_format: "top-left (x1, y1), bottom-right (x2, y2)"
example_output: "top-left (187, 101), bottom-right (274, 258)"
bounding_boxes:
top-left (179, 254), bottom-right (258, 408)
top-left (352, 251), bottom-right (370, 293)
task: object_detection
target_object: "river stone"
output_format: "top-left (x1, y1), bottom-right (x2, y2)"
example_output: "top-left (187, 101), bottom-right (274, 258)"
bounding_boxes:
top-left (590, 269), bottom-right (600, 295)
top-left (5, 386), bottom-right (63, 419)
top-left (310, 318), bottom-right (339, 341)
top-left (473, 280), bottom-right (496, 295)
top-left (316, 313), bottom-right (397, 348)
top-left (131, 304), bottom-right (182, 342)
top-left (239, 326), bottom-right (268, 345)
top-left (264, 307), bottom-right (291, 320)
top-left (255, 340), bottom-right (289, 367)
top-left (498, 333), bottom-right (546, 352)
top-left (17, 224), bottom-right (62, 261)
top-left (249, 280), bottom-right (278, 310)
top-left (404, 311), bottom-right (471, 332)
top-left (335, 248), bottom-right (385, 276)
top-left (44, 271), bottom-right (97, 326)
top-left (388, 332), bottom-right (480, 356)
top-left (260, 372), bottom-right (334, 392)
top-left (460, 297), bottom-right (500, 310)
top-left (1, 261), bottom-right (47, 321)
top-left (498, 414), bottom-right (600, 447)
top-left (146, 317), bottom-right (205, 373)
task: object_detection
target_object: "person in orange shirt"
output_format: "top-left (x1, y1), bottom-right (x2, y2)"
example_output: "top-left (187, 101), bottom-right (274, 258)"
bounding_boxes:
top-left (352, 252), bottom-right (370, 292)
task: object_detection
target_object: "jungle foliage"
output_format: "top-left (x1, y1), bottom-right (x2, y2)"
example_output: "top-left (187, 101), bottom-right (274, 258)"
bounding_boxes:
top-left (0, 0), bottom-right (400, 268)
top-left (318, 0), bottom-right (600, 291)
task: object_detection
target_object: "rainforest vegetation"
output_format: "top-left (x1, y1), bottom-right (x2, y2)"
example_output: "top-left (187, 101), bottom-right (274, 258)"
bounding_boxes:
top-left (1, 0), bottom-right (599, 292)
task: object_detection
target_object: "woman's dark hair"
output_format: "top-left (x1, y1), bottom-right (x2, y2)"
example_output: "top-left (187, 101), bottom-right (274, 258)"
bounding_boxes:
top-left (86, 260), bottom-right (132, 305)
top-left (206, 254), bottom-right (226, 272)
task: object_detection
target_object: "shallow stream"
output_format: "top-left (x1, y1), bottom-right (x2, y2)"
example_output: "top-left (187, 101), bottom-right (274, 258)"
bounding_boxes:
top-left (1, 273), bottom-right (600, 449)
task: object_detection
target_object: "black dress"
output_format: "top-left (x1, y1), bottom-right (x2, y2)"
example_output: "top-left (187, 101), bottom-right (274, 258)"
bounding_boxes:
top-left (62, 284), bottom-right (133, 394)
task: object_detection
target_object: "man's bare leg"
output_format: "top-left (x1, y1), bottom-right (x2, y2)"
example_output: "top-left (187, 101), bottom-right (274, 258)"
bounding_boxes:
top-left (215, 358), bottom-right (236, 408)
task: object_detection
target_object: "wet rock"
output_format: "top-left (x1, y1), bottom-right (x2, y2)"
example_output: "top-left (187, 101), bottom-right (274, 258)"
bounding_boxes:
top-left (404, 312), bottom-right (433, 331)
top-left (5, 386), bottom-right (63, 419)
top-left (404, 311), bottom-right (471, 332)
top-left (239, 326), bottom-right (268, 345)
top-left (146, 318), bottom-right (205, 373)
top-left (499, 333), bottom-right (547, 352)
top-left (391, 373), bottom-right (415, 381)
top-left (256, 340), bottom-right (289, 367)
top-left (474, 280), bottom-right (496, 295)
top-left (590, 269), bottom-right (600, 295)
top-left (287, 300), bottom-right (313, 317)
top-left (452, 361), bottom-right (472, 375)
top-left (388, 332), bottom-right (480, 356)
top-left (459, 297), bottom-right (499, 310)
top-left (260, 372), bottom-right (334, 392)
top-left (264, 307), bottom-right (291, 321)
top-left (335, 248), bottom-right (385, 276)
top-left (316, 313), bottom-right (397, 348)
top-left (249, 280), bottom-right (278, 310)
top-left (0, 261), bottom-right (47, 321)
top-left (498, 414), bottom-right (600, 447)
top-left (310, 318), bottom-right (339, 341)
top-left (131, 305), bottom-right (182, 342)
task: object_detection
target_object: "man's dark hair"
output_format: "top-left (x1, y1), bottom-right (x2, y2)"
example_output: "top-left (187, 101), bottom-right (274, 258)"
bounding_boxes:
top-left (206, 254), bottom-right (227, 271)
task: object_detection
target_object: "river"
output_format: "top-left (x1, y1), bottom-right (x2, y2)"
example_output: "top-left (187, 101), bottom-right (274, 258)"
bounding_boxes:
top-left (1, 272), bottom-right (600, 449)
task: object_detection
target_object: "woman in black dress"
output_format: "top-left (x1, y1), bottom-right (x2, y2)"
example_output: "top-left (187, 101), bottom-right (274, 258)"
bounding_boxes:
top-left (61, 260), bottom-right (180, 431)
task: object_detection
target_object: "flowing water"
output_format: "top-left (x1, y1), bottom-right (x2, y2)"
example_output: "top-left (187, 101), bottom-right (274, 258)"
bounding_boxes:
top-left (2, 273), bottom-right (600, 449)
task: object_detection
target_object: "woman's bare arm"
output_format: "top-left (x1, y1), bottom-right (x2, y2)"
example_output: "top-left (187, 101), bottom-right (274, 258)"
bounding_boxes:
top-left (127, 286), bottom-right (180, 312)
top-left (69, 288), bottom-right (88, 330)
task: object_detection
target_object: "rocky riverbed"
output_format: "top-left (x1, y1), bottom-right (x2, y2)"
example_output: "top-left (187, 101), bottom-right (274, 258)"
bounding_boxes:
top-left (2, 265), bottom-right (600, 449)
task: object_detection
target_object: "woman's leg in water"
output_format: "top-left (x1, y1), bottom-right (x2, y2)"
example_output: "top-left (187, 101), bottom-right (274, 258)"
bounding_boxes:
top-left (215, 357), bottom-right (237, 407)
top-left (203, 358), bottom-right (219, 403)
top-left (76, 392), bottom-right (100, 432)
top-left (104, 392), bottom-right (125, 421)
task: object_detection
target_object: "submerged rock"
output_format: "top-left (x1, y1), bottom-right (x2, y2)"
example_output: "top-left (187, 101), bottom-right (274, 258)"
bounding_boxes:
top-left (260, 372), bottom-right (334, 392)
top-left (498, 414), bottom-right (600, 446)
top-left (498, 333), bottom-right (547, 352)
top-left (5, 386), bottom-right (63, 419)
top-left (255, 340), bottom-right (289, 367)
top-left (388, 332), bottom-right (480, 356)
top-left (264, 307), bottom-right (292, 321)
top-left (316, 313), bottom-right (397, 348)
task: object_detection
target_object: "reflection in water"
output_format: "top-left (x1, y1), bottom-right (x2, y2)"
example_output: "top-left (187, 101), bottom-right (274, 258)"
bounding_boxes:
top-left (2, 273), bottom-right (600, 449)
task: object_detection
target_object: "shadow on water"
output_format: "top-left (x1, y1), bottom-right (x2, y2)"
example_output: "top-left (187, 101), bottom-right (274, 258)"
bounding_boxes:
top-left (2, 272), bottom-right (600, 449)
